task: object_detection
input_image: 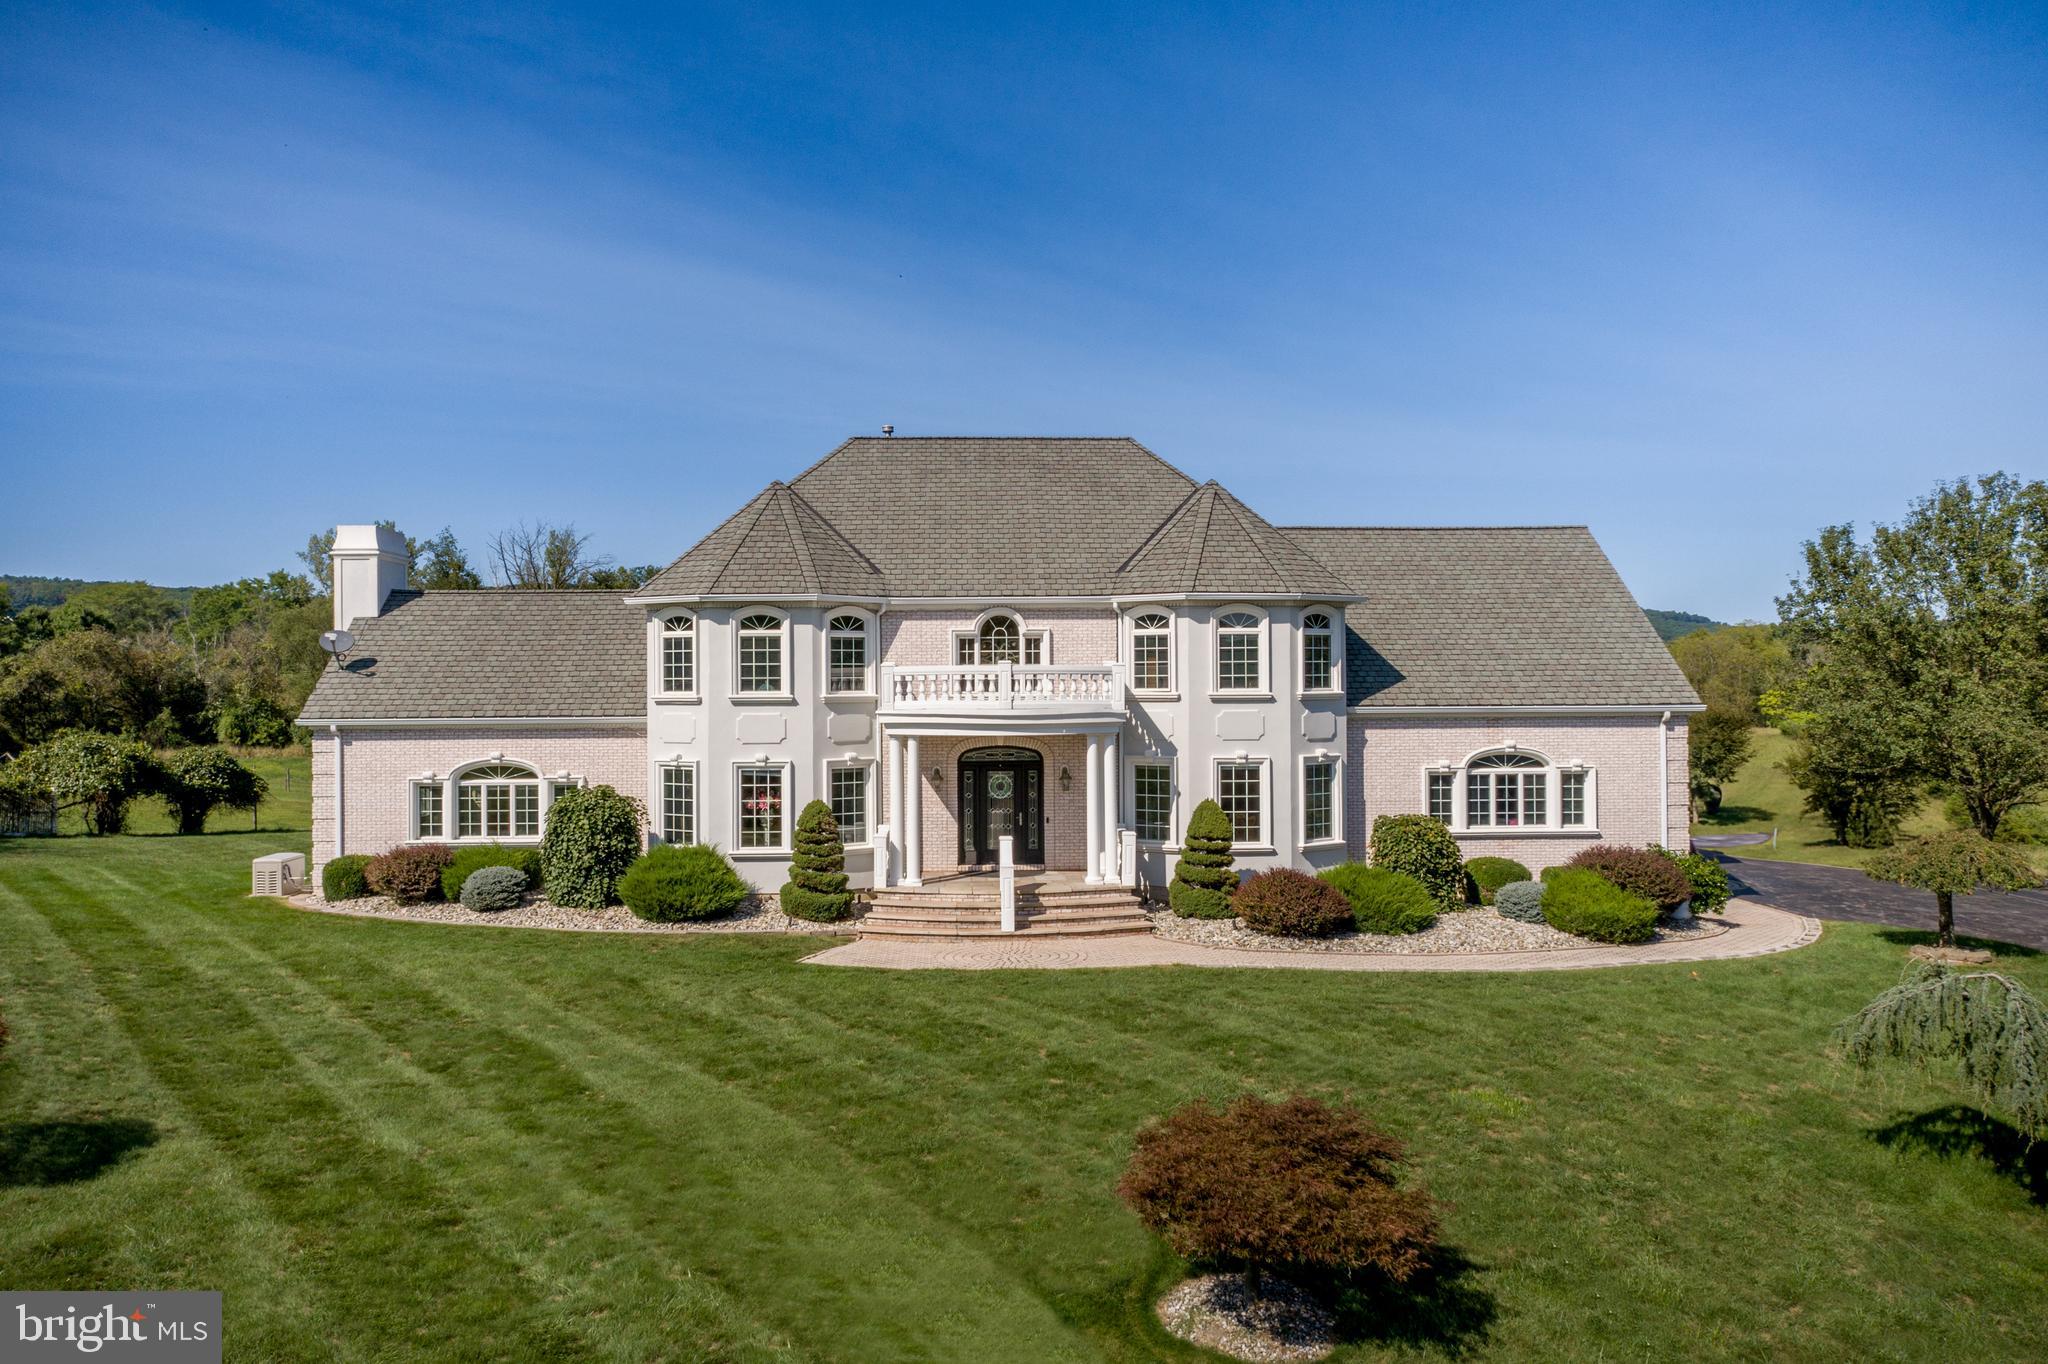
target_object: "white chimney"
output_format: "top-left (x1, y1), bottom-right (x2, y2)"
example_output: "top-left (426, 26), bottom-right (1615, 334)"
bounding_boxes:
top-left (330, 524), bottom-right (410, 630)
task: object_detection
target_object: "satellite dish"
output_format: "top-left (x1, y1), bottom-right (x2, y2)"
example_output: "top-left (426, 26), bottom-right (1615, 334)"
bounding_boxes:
top-left (320, 629), bottom-right (356, 661)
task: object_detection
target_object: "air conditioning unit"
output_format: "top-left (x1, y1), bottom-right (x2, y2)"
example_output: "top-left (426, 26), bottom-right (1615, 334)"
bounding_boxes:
top-left (252, 851), bottom-right (307, 897)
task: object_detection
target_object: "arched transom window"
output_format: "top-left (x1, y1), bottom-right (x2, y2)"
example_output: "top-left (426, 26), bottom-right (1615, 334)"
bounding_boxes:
top-left (1301, 611), bottom-right (1337, 692)
top-left (1215, 611), bottom-right (1264, 691)
top-left (660, 613), bottom-right (695, 694)
top-left (956, 613), bottom-right (1044, 666)
top-left (736, 612), bottom-right (785, 693)
top-left (1427, 750), bottom-right (1593, 832)
top-left (827, 613), bottom-right (870, 693)
top-left (458, 763), bottom-right (542, 839)
top-left (1131, 612), bottom-right (1172, 692)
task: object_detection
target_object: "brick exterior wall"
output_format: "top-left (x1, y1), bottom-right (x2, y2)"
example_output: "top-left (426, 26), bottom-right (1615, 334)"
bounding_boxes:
top-left (880, 608), bottom-right (1118, 668)
top-left (310, 727), bottom-right (647, 881)
top-left (881, 732), bottom-right (1093, 874)
top-left (1353, 714), bottom-right (1690, 872)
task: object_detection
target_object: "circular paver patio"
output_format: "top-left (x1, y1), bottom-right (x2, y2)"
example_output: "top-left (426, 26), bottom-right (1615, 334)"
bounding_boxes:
top-left (801, 897), bottom-right (1818, 971)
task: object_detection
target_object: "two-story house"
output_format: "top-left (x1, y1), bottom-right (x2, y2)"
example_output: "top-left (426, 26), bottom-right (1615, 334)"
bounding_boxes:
top-left (301, 436), bottom-right (1699, 909)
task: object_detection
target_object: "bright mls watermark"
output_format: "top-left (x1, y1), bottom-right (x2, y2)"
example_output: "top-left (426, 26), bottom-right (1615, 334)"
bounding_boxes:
top-left (4, 1293), bottom-right (219, 1361)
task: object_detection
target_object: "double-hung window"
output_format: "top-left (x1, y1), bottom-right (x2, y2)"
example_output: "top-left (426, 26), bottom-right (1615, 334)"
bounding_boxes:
top-left (1303, 758), bottom-right (1337, 843)
top-left (661, 765), bottom-right (696, 845)
top-left (414, 782), bottom-right (444, 839)
top-left (1217, 761), bottom-right (1265, 846)
top-left (1215, 612), bottom-right (1263, 691)
top-left (1300, 612), bottom-right (1337, 692)
top-left (1133, 761), bottom-right (1173, 842)
top-left (829, 764), bottom-right (869, 844)
top-left (660, 613), bottom-right (695, 694)
top-left (1131, 613), bottom-right (1172, 692)
top-left (737, 765), bottom-right (786, 849)
top-left (1427, 772), bottom-right (1455, 824)
top-left (827, 614), bottom-right (870, 694)
top-left (737, 613), bottom-right (785, 693)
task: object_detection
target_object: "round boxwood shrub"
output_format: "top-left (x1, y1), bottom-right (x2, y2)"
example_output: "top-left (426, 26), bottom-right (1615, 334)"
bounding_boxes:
top-left (1117, 1094), bottom-right (1441, 1287)
top-left (1463, 855), bottom-right (1531, 906)
top-left (540, 784), bottom-right (645, 909)
top-left (1564, 844), bottom-right (1692, 911)
top-left (365, 843), bottom-right (456, 904)
top-left (1170, 799), bottom-right (1238, 919)
top-left (1369, 814), bottom-right (1465, 911)
top-left (1235, 868), bottom-right (1354, 937)
top-left (321, 853), bottom-right (373, 902)
top-left (1320, 864), bottom-right (1437, 935)
top-left (1492, 879), bottom-right (1546, 923)
top-left (780, 800), bottom-right (853, 922)
top-left (618, 844), bottom-right (751, 922)
top-left (439, 844), bottom-right (543, 902)
top-left (459, 865), bottom-right (527, 912)
top-left (1653, 845), bottom-right (1731, 914)
top-left (1541, 868), bottom-right (1658, 944)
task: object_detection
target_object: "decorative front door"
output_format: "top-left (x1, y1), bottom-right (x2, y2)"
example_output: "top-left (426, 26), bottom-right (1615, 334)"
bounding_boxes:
top-left (958, 747), bottom-right (1044, 865)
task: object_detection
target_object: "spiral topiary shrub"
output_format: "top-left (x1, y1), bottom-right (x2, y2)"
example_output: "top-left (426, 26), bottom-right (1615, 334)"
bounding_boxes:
top-left (459, 865), bottom-right (527, 911)
top-left (440, 844), bottom-right (543, 902)
top-left (1492, 879), bottom-right (1546, 923)
top-left (1462, 855), bottom-right (1531, 906)
top-left (1234, 868), bottom-right (1354, 937)
top-left (1565, 844), bottom-right (1692, 910)
top-left (1541, 869), bottom-right (1657, 944)
top-left (1170, 799), bottom-right (1238, 918)
top-left (321, 853), bottom-right (373, 902)
top-left (365, 843), bottom-right (456, 904)
top-left (540, 784), bottom-right (645, 908)
top-left (780, 800), bottom-right (854, 922)
top-left (618, 844), bottom-right (751, 922)
top-left (1369, 815), bottom-right (1465, 911)
top-left (1320, 864), bottom-right (1437, 934)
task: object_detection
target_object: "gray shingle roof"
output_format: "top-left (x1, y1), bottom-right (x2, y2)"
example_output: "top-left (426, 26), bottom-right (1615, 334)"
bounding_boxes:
top-left (297, 591), bottom-right (645, 722)
top-left (637, 482), bottom-right (884, 598)
top-left (1281, 526), bottom-right (1700, 709)
top-left (1117, 482), bottom-right (1351, 595)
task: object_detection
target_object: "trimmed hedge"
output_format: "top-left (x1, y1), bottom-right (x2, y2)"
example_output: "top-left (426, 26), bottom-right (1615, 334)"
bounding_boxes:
top-left (1564, 844), bottom-right (1692, 911)
top-left (780, 800), bottom-right (854, 922)
top-left (1463, 856), bottom-right (1530, 906)
top-left (1320, 864), bottom-right (1437, 935)
top-left (459, 865), bottom-right (527, 911)
top-left (1235, 868), bottom-right (1354, 938)
top-left (1493, 879), bottom-right (1546, 923)
top-left (1171, 800), bottom-right (1238, 918)
top-left (321, 854), bottom-right (373, 902)
top-left (618, 844), bottom-right (751, 922)
top-left (1369, 815), bottom-right (1465, 911)
top-left (365, 843), bottom-right (455, 904)
top-left (1541, 869), bottom-right (1657, 944)
top-left (439, 844), bottom-right (543, 902)
top-left (1655, 844), bottom-right (1731, 914)
top-left (540, 785), bottom-right (645, 908)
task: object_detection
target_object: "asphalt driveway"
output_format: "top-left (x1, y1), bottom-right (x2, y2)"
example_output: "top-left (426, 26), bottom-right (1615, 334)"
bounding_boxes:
top-left (1719, 855), bottom-right (2048, 952)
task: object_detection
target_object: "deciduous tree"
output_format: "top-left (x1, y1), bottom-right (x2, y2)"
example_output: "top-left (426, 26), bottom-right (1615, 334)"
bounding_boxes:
top-left (1863, 830), bottom-right (2040, 947)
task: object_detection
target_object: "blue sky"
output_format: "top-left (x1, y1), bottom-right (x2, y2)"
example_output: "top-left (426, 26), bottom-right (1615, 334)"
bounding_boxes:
top-left (3, 2), bottom-right (2043, 620)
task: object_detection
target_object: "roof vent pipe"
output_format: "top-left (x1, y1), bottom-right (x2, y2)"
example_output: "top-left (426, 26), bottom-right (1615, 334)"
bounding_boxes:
top-left (881, 424), bottom-right (894, 437)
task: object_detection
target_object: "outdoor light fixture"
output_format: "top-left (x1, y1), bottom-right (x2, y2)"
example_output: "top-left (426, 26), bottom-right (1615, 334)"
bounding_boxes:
top-left (930, 766), bottom-right (942, 784)
top-left (1059, 766), bottom-right (1072, 791)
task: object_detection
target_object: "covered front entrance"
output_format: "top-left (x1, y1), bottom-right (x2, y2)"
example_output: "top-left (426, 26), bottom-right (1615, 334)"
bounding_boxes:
top-left (958, 746), bottom-right (1043, 865)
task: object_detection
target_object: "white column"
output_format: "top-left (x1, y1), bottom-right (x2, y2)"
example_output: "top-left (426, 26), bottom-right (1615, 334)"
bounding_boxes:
top-left (885, 730), bottom-right (904, 888)
top-left (1084, 733), bottom-right (1104, 884)
top-left (903, 734), bottom-right (923, 886)
top-left (1101, 732), bottom-right (1120, 882)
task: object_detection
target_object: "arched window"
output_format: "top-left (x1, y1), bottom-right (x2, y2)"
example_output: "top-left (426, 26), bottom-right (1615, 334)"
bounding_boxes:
top-left (736, 612), bottom-right (786, 693)
top-left (1130, 612), bottom-right (1172, 692)
top-left (1427, 749), bottom-right (1595, 831)
top-left (1301, 611), bottom-right (1337, 692)
top-left (659, 613), bottom-right (695, 694)
top-left (955, 612), bottom-right (1045, 665)
top-left (826, 613), bottom-right (871, 694)
top-left (1215, 610), bottom-right (1264, 691)
top-left (457, 762), bottom-right (543, 839)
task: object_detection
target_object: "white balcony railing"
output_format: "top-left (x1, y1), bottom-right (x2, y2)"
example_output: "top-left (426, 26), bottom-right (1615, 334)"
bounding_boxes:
top-left (881, 662), bottom-right (1124, 710)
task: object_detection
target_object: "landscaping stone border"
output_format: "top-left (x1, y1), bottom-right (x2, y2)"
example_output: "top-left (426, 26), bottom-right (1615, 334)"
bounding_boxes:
top-left (282, 891), bottom-right (858, 936)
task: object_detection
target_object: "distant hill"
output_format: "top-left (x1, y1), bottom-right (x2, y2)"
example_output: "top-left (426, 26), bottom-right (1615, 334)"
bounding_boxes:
top-left (2, 574), bottom-right (197, 611)
top-left (1644, 608), bottom-right (1726, 642)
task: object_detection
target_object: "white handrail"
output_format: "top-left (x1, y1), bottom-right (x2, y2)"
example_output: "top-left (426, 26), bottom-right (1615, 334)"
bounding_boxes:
top-left (881, 662), bottom-right (1124, 709)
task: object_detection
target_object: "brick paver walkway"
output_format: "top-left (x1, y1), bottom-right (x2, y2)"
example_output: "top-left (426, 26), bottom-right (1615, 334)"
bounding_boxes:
top-left (803, 898), bottom-right (1819, 972)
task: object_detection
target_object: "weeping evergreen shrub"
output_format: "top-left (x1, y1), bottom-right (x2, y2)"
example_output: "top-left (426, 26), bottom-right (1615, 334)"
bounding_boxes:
top-left (540, 785), bottom-right (645, 908)
top-left (1540, 869), bottom-right (1657, 944)
top-left (1835, 962), bottom-right (2048, 1142)
top-left (1320, 864), bottom-right (1437, 935)
top-left (1170, 799), bottom-right (1237, 918)
top-left (618, 845), bottom-right (751, 922)
top-left (780, 799), bottom-right (854, 922)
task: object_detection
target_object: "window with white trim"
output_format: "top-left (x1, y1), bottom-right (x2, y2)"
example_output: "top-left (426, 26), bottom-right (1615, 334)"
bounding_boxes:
top-left (1217, 760), bottom-right (1265, 846)
top-left (829, 764), bottom-right (869, 844)
top-left (1215, 612), bottom-right (1263, 691)
top-left (1301, 611), bottom-right (1338, 692)
top-left (1433, 750), bottom-right (1592, 832)
top-left (1303, 758), bottom-right (1337, 844)
top-left (659, 613), bottom-right (695, 694)
top-left (1427, 772), bottom-right (1455, 824)
top-left (1465, 753), bottom-right (1545, 828)
top-left (413, 782), bottom-right (443, 839)
top-left (736, 613), bottom-right (785, 693)
top-left (737, 765), bottom-right (786, 849)
top-left (1133, 761), bottom-right (1173, 842)
top-left (456, 763), bottom-right (543, 839)
top-left (1561, 771), bottom-right (1589, 827)
top-left (1131, 613), bottom-right (1172, 692)
top-left (827, 614), bottom-right (870, 694)
top-left (956, 612), bottom-right (1044, 665)
top-left (660, 765), bottom-right (696, 845)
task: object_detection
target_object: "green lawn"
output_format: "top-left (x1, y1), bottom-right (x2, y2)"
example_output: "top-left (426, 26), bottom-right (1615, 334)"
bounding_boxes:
top-left (1692, 727), bottom-right (1952, 869)
top-left (3, 829), bottom-right (2046, 1360)
top-left (53, 749), bottom-right (313, 838)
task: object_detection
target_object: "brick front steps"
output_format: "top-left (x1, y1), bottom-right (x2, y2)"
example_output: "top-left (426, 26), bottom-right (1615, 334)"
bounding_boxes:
top-left (859, 882), bottom-right (1151, 940)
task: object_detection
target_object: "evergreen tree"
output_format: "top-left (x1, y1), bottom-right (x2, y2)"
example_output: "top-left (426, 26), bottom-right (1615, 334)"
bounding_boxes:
top-left (1836, 961), bottom-right (2048, 1142)
top-left (780, 799), bottom-right (854, 922)
top-left (1171, 799), bottom-right (1237, 918)
top-left (1863, 830), bottom-right (2040, 947)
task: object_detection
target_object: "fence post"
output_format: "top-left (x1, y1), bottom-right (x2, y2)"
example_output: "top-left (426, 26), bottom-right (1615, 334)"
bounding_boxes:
top-left (999, 835), bottom-right (1016, 933)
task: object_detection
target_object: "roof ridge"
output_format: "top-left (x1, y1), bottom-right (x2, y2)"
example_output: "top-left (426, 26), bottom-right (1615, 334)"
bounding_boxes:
top-left (1213, 486), bottom-right (1298, 593)
top-left (1113, 482), bottom-right (1206, 576)
top-left (783, 484), bottom-right (884, 578)
top-left (770, 484), bottom-right (821, 591)
top-left (1279, 524), bottom-right (1594, 532)
top-left (1186, 484), bottom-right (1218, 591)
top-left (706, 486), bottom-right (781, 592)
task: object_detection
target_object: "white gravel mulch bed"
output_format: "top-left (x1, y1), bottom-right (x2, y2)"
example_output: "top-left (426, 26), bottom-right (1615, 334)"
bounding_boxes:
top-left (1147, 906), bottom-right (1731, 955)
top-left (290, 892), bottom-right (858, 936)
top-left (1157, 1273), bottom-right (1335, 1363)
